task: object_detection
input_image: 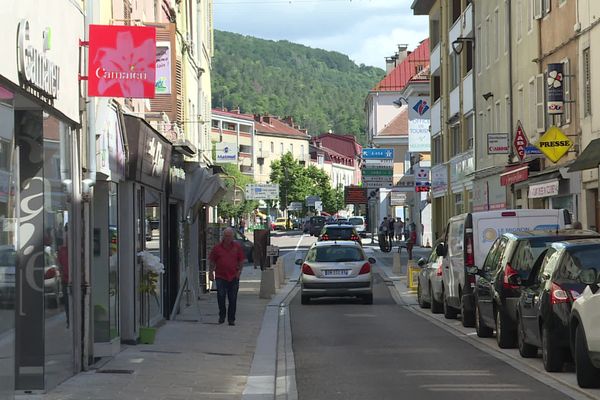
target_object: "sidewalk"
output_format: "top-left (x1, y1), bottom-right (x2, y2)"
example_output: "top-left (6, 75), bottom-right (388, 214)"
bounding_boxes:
top-left (19, 261), bottom-right (297, 400)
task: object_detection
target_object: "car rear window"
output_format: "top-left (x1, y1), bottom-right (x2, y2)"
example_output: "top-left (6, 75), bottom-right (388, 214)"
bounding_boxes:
top-left (324, 227), bottom-right (355, 239)
top-left (511, 239), bottom-right (559, 278)
top-left (349, 218), bottom-right (363, 225)
top-left (558, 247), bottom-right (600, 281)
top-left (311, 217), bottom-right (326, 224)
top-left (309, 246), bottom-right (365, 262)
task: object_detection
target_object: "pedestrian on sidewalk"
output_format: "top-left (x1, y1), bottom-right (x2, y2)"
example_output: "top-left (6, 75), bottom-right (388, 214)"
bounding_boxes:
top-left (209, 227), bottom-right (245, 326)
top-left (394, 218), bottom-right (404, 241)
top-left (406, 222), bottom-right (417, 260)
top-left (387, 217), bottom-right (395, 245)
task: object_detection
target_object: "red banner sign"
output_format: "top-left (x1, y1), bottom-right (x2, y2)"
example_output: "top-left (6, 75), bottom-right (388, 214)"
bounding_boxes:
top-left (88, 25), bottom-right (156, 98)
top-left (513, 122), bottom-right (528, 161)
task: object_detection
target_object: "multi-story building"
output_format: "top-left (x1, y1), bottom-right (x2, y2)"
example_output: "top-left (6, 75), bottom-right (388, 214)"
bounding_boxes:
top-left (253, 115), bottom-right (311, 183)
top-left (211, 108), bottom-right (256, 176)
top-left (310, 133), bottom-right (362, 187)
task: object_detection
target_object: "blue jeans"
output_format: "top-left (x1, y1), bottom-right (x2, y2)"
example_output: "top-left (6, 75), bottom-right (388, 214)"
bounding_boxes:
top-left (216, 278), bottom-right (239, 323)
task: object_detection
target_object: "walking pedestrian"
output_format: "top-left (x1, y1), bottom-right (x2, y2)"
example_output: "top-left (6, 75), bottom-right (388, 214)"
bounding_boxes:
top-left (394, 218), bottom-right (404, 241)
top-left (387, 217), bottom-right (395, 244)
top-left (208, 228), bottom-right (245, 326)
top-left (239, 218), bottom-right (246, 235)
top-left (403, 218), bottom-right (410, 241)
top-left (406, 222), bottom-right (417, 260)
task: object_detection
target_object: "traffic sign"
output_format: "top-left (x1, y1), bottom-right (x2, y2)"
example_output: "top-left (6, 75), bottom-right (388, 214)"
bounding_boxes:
top-left (362, 169), bottom-right (393, 176)
top-left (535, 126), bottom-right (572, 163)
top-left (364, 158), bottom-right (393, 165)
top-left (305, 195), bottom-right (320, 207)
top-left (245, 184), bottom-right (279, 200)
top-left (314, 201), bottom-right (323, 212)
top-left (266, 245), bottom-right (279, 257)
top-left (362, 148), bottom-right (394, 159)
top-left (288, 201), bottom-right (303, 211)
top-left (363, 181), bottom-right (393, 189)
top-left (513, 121), bottom-right (528, 161)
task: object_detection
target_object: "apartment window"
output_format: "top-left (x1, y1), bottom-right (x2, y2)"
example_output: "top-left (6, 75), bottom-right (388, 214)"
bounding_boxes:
top-left (450, 124), bottom-right (461, 156)
top-left (466, 41), bottom-right (473, 73)
top-left (289, 143), bottom-right (294, 154)
top-left (280, 143), bottom-right (284, 154)
top-left (451, 0), bottom-right (461, 24)
top-left (477, 25), bottom-right (482, 74)
top-left (518, 86), bottom-right (525, 128)
top-left (535, 74), bottom-right (546, 131)
top-left (431, 19), bottom-right (440, 48)
top-left (300, 144), bottom-right (304, 155)
top-left (494, 9), bottom-right (499, 61)
top-left (433, 135), bottom-right (443, 164)
top-left (483, 19), bottom-right (489, 68)
top-left (259, 141), bottom-right (263, 151)
top-left (450, 53), bottom-right (460, 89)
top-left (495, 101), bottom-right (501, 131)
top-left (212, 120), bottom-right (219, 128)
top-left (563, 58), bottom-right (571, 124)
top-left (488, 107), bottom-right (493, 133)
top-left (270, 141), bottom-right (274, 152)
top-left (466, 114), bottom-right (474, 149)
top-left (454, 193), bottom-right (463, 216)
top-left (543, 0), bottom-right (551, 16)
top-left (528, 0), bottom-right (533, 32)
top-left (433, 76), bottom-right (441, 101)
top-left (584, 48), bottom-right (592, 116)
top-left (529, 78), bottom-right (536, 129)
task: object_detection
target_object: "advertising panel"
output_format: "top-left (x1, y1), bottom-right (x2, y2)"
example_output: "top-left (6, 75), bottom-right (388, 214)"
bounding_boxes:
top-left (487, 133), bottom-right (509, 154)
top-left (155, 42), bottom-right (171, 94)
top-left (408, 96), bottom-right (431, 153)
top-left (547, 63), bottom-right (564, 115)
top-left (216, 142), bottom-right (237, 164)
top-left (88, 25), bottom-right (156, 98)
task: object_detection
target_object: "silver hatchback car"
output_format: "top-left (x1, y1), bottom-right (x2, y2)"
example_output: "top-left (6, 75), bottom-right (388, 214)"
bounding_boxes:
top-left (296, 241), bottom-right (376, 305)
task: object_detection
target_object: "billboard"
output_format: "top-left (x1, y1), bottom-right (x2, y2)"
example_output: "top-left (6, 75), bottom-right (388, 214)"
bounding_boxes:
top-left (88, 25), bottom-right (156, 98)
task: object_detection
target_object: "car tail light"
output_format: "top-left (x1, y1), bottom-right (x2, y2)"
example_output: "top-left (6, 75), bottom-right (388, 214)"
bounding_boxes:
top-left (359, 262), bottom-right (371, 274)
top-left (465, 231), bottom-right (474, 267)
top-left (321, 234), bottom-right (329, 241)
top-left (502, 211), bottom-right (517, 217)
top-left (503, 263), bottom-right (520, 289)
top-left (301, 263), bottom-right (314, 276)
top-left (350, 234), bottom-right (360, 241)
top-left (550, 282), bottom-right (570, 304)
top-left (44, 267), bottom-right (57, 280)
top-left (436, 264), bottom-right (443, 277)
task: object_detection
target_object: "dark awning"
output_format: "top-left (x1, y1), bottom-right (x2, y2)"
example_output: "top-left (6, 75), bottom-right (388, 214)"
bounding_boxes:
top-left (568, 138), bottom-right (600, 172)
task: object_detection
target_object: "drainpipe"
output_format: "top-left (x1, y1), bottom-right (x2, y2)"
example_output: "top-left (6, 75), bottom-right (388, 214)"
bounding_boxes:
top-left (507, 0), bottom-right (515, 208)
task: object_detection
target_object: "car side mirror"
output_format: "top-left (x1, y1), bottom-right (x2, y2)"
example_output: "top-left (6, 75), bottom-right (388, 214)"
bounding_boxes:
top-left (435, 242), bottom-right (447, 257)
top-left (295, 259), bottom-right (303, 266)
top-left (417, 258), bottom-right (426, 267)
top-left (368, 257), bottom-right (376, 264)
top-left (507, 274), bottom-right (522, 286)
top-left (579, 269), bottom-right (597, 285)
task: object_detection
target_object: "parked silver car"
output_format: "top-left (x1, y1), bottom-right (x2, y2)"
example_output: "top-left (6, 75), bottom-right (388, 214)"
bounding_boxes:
top-left (296, 241), bottom-right (376, 305)
top-left (417, 241), bottom-right (444, 313)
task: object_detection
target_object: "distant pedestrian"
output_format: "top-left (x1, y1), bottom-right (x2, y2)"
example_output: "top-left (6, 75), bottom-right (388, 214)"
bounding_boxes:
top-left (208, 228), bottom-right (245, 326)
top-left (239, 218), bottom-right (246, 234)
top-left (387, 217), bottom-right (395, 244)
top-left (406, 222), bottom-right (417, 260)
top-left (394, 218), bottom-right (404, 241)
top-left (403, 218), bottom-right (410, 241)
top-left (378, 217), bottom-right (389, 235)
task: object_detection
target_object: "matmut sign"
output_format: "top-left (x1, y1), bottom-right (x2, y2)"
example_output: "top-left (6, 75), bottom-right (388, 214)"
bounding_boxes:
top-left (88, 25), bottom-right (156, 98)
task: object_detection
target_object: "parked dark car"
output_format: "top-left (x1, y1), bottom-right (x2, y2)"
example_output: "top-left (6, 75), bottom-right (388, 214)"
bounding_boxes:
top-left (417, 241), bottom-right (444, 313)
top-left (318, 224), bottom-right (362, 246)
top-left (309, 216), bottom-right (326, 237)
top-left (233, 230), bottom-right (254, 263)
top-left (517, 238), bottom-right (600, 372)
top-left (472, 230), bottom-right (600, 347)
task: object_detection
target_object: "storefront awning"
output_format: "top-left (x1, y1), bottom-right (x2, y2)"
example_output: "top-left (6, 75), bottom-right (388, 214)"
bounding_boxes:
top-left (184, 168), bottom-right (227, 220)
top-left (568, 138), bottom-right (600, 172)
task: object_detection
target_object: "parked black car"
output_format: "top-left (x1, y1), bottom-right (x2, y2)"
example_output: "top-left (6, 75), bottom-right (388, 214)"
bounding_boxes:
top-left (309, 216), bottom-right (326, 237)
top-left (233, 229), bottom-right (254, 262)
top-left (472, 230), bottom-right (600, 348)
top-left (517, 238), bottom-right (600, 372)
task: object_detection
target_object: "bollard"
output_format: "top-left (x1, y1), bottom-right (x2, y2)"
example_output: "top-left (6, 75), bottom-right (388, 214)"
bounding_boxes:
top-left (273, 262), bottom-right (281, 290)
top-left (406, 259), bottom-right (419, 291)
top-left (392, 252), bottom-right (402, 275)
top-left (277, 258), bottom-right (285, 285)
top-left (259, 268), bottom-right (276, 299)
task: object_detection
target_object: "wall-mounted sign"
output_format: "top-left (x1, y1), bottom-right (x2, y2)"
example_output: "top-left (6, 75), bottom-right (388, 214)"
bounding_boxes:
top-left (514, 121), bottom-right (528, 161)
top-left (500, 165), bottom-right (529, 186)
top-left (390, 191), bottom-right (408, 206)
top-left (547, 63), bottom-right (564, 115)
top-left (415, 166), bottom-right (430, 192)
top-left (535, 126), bottom-right (572, 163)
top-left (487, 133), bottom-right (509, 154)
top-left (431, 164), bottom-right (448, 198)
top-left (344, 187), bottom-right (367, 204)
top-left (88, 25), bottom-right (156, 98)
top-left (529, 179), bottom-right (559, 198)
top-left (17, 20), bottom-right (60, 99)
top-left (216, 142), bottom-right (237, 164)
top-left (408, 96), bottom-right (431, 153)
top-left (155, 42), bottom-right (171, 94)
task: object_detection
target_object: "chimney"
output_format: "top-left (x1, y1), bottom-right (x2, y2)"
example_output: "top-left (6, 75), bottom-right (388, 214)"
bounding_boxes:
top-left (253, 114), bottom-right (262, 123)
top-left (283, 116), bottom-right (294, 126)
top-left (263, 115), bottom-right (271, 124)
top-left (385, 56), bottom-right (396, 73)
top-left (396, 44), bottom-right (409, 64)
top-left (300, 128), bottom-right (308, 134)
top-left (234, 107), bottom-right (241, 114)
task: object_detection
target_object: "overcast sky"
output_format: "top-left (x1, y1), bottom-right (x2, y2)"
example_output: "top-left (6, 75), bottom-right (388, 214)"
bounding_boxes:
top-left (213, 0), bottom-right (429, 69)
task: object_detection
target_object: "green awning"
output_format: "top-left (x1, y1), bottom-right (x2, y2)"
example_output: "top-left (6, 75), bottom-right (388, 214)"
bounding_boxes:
top-left (568, 138), bottom-right (600, 172)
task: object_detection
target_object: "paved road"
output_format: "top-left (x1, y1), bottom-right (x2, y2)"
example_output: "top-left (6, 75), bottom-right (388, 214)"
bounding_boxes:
top-left (289, 270), bottom-right (571, 400)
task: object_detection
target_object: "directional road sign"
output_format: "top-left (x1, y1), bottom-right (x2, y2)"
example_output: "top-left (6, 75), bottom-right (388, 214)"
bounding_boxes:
top-left (362, 148), bottom-right (394, 160)
top-left (245, 184), bottom-right (279, 200)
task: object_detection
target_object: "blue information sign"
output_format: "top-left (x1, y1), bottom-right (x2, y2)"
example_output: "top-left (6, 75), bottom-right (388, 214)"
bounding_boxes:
top-left (362, 148), bottom-right (394, 159)
top-left (524, 145), bottom-right (542, 155)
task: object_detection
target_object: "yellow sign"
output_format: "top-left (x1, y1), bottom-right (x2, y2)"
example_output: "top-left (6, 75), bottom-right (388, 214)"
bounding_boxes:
top-left (535, 126), bottom-right (573, 163)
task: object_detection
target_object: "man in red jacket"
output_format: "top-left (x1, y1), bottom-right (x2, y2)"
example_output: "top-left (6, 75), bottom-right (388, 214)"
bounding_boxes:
top-left (209, 227), bottom-right (245, 325)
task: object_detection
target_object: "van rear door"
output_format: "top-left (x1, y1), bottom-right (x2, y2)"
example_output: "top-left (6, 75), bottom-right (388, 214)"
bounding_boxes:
top-left (473, 212), bottom-right (520, 268)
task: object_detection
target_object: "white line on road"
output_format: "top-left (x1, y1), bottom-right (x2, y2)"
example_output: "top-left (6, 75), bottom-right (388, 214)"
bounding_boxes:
top-left (294, 234), bottom-right (306, 253)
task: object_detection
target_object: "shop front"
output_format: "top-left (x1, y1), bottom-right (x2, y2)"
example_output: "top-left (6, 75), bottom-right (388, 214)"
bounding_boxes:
top-left (0, 3), bottom-right (84, 395)
top-left (122, 115), bottom-right (172, 333)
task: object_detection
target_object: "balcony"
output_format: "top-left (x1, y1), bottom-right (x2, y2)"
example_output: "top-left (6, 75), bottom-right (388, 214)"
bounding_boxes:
top-left (448, 3), bottom-right (474, 54)
top-left (463, 71), bottom-right (473, 114)
top-left (431, 100), bottom-right (441, 135)
top-left (430, 43), bottom-right (440, 75)
top-left (449, 85), bottom-right (460, 117)
top-left (256, 149), bottom-right (270, 159)
top-left (240, 165), bottom-right (254, 175)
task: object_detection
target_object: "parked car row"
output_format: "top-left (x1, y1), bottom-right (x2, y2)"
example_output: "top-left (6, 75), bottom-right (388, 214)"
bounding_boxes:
top-left (417, 209), bottom-right (600, 388)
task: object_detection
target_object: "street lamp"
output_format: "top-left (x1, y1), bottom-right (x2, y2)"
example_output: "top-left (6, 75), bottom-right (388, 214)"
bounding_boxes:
top-left (451, 36), bottom-right (474, 55)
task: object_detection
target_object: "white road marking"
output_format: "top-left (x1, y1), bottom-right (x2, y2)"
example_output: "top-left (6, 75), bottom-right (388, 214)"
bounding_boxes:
top-left (294, 234), bottom-right (306, 253)
top-left (343, 313), bottom-right (377, 318)
top-left (400, 370), bottom-right (493, 377)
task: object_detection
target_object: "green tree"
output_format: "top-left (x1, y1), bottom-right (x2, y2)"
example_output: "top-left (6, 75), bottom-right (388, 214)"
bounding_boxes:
top-left (217, 163), bottom-right (258, 219)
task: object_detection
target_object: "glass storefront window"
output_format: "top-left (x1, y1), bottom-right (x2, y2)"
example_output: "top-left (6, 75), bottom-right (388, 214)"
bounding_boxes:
top-left (145, 188), bottom-right (162, 325)
top-left (108, 183), bottom-right (119, 339)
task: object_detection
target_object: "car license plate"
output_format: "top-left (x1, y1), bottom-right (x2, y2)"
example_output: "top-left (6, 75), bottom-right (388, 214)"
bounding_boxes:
top-left (323, 269), bottom-right (350, 276)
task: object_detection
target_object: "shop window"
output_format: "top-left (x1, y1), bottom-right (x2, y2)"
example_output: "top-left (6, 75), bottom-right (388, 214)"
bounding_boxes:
top-left (144, 188), bottom-right (162, 326)
top-left (454, 193), bottom-right (463, 215)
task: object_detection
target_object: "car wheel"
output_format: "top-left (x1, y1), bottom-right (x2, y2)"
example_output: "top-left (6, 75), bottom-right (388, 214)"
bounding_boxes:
top-left (517, 314), bottom-right (537, 358)
top-left (496, 308), bottom-right (517, 348)
top-left (475, 304), bottom-right (494, 338)
top-left (362, 294), bottom-right (373, 305)
top-left (542, 325), bottom-right (565, 372)
top-left (417, 282), bottom-right (430, 308)
top-left (575, 324), bottom-right (600, 388)
top-left (301, 295), bottom-right (310, 305)
top-left (460, 294), bottom-right (475, 328)
top-left (443, 289), bottom-right (458, 319)
top-left (430, 286), bottom-right (443, 314)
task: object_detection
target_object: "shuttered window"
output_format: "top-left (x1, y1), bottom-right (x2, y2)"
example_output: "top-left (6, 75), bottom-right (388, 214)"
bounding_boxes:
top-left (563, 58), bottom-right (571, 124)
top-left (176, 59), bottom-right (183, 126)
top-left (536, 74), bottom-right (546, 132)
top-left (584, 48), bottom-right (592, 116)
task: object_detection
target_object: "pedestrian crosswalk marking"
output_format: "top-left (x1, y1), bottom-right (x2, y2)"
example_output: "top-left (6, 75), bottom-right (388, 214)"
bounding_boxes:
top-left (400, 369), bottom-right (492, 376)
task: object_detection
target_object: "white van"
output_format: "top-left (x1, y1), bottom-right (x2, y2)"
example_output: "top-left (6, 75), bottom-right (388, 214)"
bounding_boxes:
top-left (435, 209), bottom-right (571, 327)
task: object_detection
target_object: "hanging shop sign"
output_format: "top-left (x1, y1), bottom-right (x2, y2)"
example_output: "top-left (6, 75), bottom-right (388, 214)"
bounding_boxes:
top-left (487, 133), bottom-right (509, 154)
top-left (547, 63), bottom-right (564, 115)
top-left (415, 166), bottom-right (430, 192)
top-left (155, 42), bottom-right (171, 94)
top-left (431, 164), bottom-right (448, 198)
top-left (529, 179), bottom-right (559, 199)
top-left (535, 126), bottom-right (573, 163)
top-left (215, 142), bottom-right (238, 164)
top-left (514, 121), bottom-right (528, 161)
top-left (88, 25), bottom-right (156, 98)
top-left (408, 96), bottom-right (431, 153)
top-left (17, 20), bottom-right (60, 99)
top-left (500, 165), bottom-right (529, 186)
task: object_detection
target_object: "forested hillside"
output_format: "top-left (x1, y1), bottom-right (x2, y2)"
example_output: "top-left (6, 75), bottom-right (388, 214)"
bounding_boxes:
top-left (211, 30), bottom-right (385, 144)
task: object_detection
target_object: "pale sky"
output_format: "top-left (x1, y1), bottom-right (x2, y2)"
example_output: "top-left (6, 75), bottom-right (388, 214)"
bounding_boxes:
top-left (213, 0), bottom-right (429, 69)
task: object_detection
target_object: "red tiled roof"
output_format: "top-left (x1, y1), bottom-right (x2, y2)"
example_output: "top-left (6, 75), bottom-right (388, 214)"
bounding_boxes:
top-left (212, 108), bottom-right (256, 122)
top-left (312, 134), bottom-right (362, 158)
top-left (378, 106), bottom-right (408, 136)
top-left (372, 39), bottom-right (430, 92)
top-left (254, 115), bottom-right (310, 138)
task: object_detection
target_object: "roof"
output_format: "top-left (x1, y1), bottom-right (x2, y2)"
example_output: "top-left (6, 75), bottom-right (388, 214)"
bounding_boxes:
top-left (254, 115), bottom-right (310, 139)
top-left (378, 105), bottom-right (408, 136)
top-left (312, 134), bottom-right (362, 158)
top-left (372, 39), bottom-right (430, 92)
top-left (551, 238), bottom-right (600, 248)
top-left (311, 240), bottom-right (361, 248)
top-left (212, 108), bottom-right (256, 122)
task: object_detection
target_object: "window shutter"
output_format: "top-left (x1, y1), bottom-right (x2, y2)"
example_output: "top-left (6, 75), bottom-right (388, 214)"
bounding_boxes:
top-left (563, 59), bottom-right (571, 124)
top-left (533, 0), bottom-right (543, 19)
top-left (536, 74), bottom-right (546, 132)
top-left (584, 48), bottom-right (592, 116)
top-left (175, 59), bottom-right (183, 127)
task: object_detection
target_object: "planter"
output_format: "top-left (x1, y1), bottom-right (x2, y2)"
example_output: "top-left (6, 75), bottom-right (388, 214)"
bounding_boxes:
top-left (139, 327), bottom-right (157, 344)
